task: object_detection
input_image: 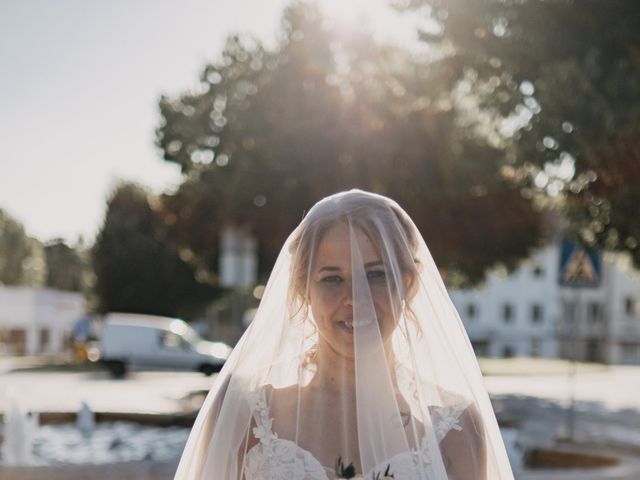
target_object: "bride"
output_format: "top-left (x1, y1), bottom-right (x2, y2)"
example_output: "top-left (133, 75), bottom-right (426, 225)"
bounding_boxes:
top-left (175, 190), bottom-right (514, 479)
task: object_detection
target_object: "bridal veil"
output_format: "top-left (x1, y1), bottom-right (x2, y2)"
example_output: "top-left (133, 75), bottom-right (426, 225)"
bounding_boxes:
top-left (175, 189), bottom-right (514, 479)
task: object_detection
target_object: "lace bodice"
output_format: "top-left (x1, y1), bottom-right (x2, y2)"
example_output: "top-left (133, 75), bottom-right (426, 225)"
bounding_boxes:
top-left (243, 388), bottom-right (469, 480)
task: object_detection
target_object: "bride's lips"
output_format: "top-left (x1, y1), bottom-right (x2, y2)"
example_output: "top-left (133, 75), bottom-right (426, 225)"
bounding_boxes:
top-left (336, 319), bottom-right (353, 334)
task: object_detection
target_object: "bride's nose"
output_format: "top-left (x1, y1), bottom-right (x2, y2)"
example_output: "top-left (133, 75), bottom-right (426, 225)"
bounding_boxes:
top-left (342, 282), bottom-right (353, 307)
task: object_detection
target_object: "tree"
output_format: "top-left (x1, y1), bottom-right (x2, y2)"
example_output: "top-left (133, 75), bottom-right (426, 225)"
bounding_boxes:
top-left (91, 182), bottom-right (220, 316)
top-left (44, 239), bottom-right (88, 292)
top-left (0, 208), bottom-right (45, 287)
top-left (155, 1), bottom-right (544, 286)
top-left (401, 0), bottom-right (640, 265)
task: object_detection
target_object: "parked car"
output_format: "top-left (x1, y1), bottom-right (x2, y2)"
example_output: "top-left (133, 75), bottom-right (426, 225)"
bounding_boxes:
top-left (98, 312), bottom-right (231, 377)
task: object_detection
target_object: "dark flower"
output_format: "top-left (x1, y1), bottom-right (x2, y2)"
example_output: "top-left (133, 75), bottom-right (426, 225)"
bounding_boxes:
top-left (335, 456), bottom-right (356, 478)
top-left (372, 464), bottom-right (394, 479)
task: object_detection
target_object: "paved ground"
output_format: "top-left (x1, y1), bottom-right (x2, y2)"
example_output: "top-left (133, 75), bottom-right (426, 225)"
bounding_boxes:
top-left (0, 364), bottom-right (213, 414)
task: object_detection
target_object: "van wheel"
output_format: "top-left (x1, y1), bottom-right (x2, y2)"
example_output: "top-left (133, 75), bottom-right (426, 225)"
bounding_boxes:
top-left (106, 360), bottom-right (127, 378)
top-left (199, 364), bottom-right (219, 376)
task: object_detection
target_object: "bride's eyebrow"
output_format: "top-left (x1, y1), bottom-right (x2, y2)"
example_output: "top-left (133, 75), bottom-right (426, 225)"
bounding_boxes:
top-left (364, 260), bottom-right (383, 268)
top-left (317, 261), bottom-right (383, 273)
top-left (317, 266), bottom-right (341, 273)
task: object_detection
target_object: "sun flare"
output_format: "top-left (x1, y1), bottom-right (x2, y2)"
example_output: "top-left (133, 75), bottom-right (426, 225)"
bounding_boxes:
top-left (315, 0), bottom-right (420, 48)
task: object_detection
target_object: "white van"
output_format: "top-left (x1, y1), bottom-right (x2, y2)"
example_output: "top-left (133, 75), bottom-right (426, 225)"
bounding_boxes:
top-left (98, 313), bottom-right (231, 377)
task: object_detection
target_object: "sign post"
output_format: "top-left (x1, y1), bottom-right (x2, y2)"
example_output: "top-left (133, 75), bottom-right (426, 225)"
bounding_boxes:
top-left (219, 226), bottom-right (258, 333)
top-left (558, 240), bottom-right (602, 441)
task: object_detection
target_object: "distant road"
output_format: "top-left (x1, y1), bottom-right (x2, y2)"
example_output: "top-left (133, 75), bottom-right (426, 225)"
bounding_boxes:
top-left (0, 369), bottom-right (214, 414)
top-left (484, 366), bottom-right (640, 412)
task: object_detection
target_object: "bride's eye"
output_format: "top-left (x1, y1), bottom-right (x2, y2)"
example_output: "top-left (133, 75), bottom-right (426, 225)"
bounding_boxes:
top-left (320, 275), bottom-right (343, 285)
top-left (366, 270), bottom-right (386, 282)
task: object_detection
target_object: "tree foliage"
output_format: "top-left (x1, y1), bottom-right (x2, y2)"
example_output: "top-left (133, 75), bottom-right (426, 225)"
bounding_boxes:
top-left (402, 0), bottom-right (640, 264)
top-left (44, 239), bottom-right (88, 292)
top-left (155, 2), bottom-right (544, 286)
top-left (91, 182), bottom-right (220, 316)
top-left (0, 208), bottom-right (45, 287)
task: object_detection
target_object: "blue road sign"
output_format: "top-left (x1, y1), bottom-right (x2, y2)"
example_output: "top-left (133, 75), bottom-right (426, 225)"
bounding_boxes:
top-left (558, 240), bottom-right (602, 288)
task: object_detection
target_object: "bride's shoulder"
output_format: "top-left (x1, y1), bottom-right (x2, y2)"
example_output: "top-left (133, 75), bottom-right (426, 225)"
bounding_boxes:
top-left (245, 383), bottom-right (299, 414)
top-left (267, 384), bottom-right (301, 416)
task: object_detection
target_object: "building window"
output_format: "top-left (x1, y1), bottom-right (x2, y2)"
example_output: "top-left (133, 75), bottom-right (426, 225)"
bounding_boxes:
top-left (531, 303), bottom-right (544, 324)
top-left (621, 345), bottom-right (639, 363)
top-left (39, 328), bottom-right (50, 352)
top-left (562, 301), bottom-right (576, 324)
top-left (530, 338), bottom-right (541, 357)
top-left (471, 340), bottom-right (488, 356)
top-left (532, 265), bottom-right (545, 278)
top-left (502, 303), bottom-right (514, 323)
top-left (625, 297), bottom-right (636, 317)
top-left (502, 345), bottom-right (515, 358)
top-left (588, 302), bottom-right (602, 324)
top-left (466, 303), bottom-right (478, 320)
top-left (586, 339), bottom-right (601, 362)
top-left (7, 328), bottom-right (27, 355)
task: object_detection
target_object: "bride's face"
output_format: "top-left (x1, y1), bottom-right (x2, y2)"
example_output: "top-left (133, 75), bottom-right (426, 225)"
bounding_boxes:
top-left (308, 221), bottom-right (399, 358)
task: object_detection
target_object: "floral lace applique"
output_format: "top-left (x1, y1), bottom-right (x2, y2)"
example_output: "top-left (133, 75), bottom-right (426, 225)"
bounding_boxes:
top-left (246, 390), bottom-right (278, 444)
top-left (432, 400), bottom-right (472, 442)
top-left (244, 388), bottom-right (327, 480)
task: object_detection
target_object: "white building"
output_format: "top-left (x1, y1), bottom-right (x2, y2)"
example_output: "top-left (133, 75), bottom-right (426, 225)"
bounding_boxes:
top-left (450, 244), bottom-right (640, 364)
top-left (450, 246), bottom-right (561, 359)
top-left (0, 285), bottom-right (85, 355)
top-left (605, 258), bottom-right (640, 363)
top-left (556, 254), bottom-right (640, 365)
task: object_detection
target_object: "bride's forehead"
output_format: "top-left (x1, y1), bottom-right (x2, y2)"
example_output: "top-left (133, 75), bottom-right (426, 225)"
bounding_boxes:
top-left (312, 222), bottom-right (380, 265)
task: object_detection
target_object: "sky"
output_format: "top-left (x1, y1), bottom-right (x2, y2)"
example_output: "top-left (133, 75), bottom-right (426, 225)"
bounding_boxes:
top-left (0, 0), bottom-right (422, 246)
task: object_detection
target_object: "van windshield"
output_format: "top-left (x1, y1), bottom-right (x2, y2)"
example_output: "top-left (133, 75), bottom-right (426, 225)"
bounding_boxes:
top-left (168, 319), bottom-right (204, 348)
top-left (181, 326), bottom-right (202, 346)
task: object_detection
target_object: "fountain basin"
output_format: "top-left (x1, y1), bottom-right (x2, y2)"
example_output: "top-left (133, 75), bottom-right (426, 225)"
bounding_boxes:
top-left (517, 445), bottom-right (640, 480)
top-left (0, 460), bottom-right (177, 480)
top-left (525, 446), bottom-right (619, 469)
top-left (0, 411), bottom-right (193, 467)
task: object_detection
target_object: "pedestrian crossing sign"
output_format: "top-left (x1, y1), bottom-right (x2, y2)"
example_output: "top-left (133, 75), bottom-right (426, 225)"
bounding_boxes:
top-left (558, 240), bottom-right (602, 288)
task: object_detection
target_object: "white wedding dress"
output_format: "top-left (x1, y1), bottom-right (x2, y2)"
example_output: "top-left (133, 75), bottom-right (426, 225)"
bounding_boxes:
top-left (244, 387), bottom-right (470, 480)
